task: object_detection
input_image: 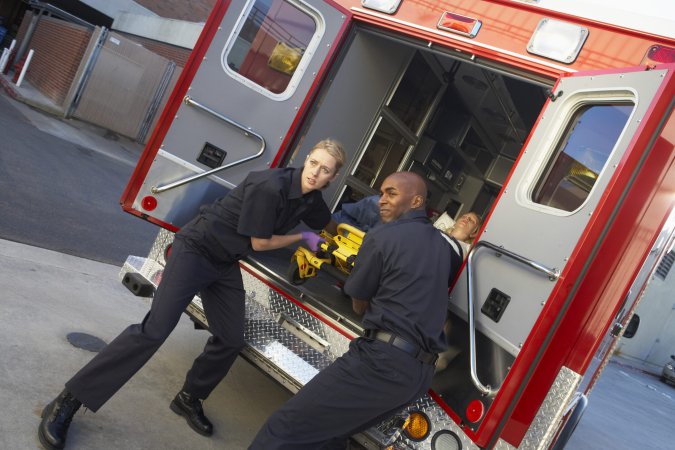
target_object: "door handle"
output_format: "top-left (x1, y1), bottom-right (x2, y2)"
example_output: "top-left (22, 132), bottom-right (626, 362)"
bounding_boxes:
top-left (151, 96), bottom-right (266, 194)
top-left (466, 240), bottom-right (560, 397)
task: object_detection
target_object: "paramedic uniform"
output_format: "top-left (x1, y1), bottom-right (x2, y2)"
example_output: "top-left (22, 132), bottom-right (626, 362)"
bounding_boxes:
top-left (65, 167), bottom-right (331, 411)
top-left (250, 209), bottom-right (460, 450)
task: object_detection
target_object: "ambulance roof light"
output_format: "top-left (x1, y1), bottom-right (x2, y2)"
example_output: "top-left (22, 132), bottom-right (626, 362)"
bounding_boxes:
top-left (361, 0), bottom-right (402, 15)
top-left (527, 18), bottom-right (589, 64)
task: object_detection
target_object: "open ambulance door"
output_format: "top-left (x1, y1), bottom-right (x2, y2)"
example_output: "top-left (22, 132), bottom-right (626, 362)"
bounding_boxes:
top-left (437, 63), bottom-right (675, 447)
top-left (120, 0), bottom-right (349, 229)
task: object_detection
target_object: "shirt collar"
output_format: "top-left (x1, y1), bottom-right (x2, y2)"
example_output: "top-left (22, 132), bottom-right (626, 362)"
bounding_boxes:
top-left (289, 167), bottom-right (304, 200)
top-left (401, 209), bottom-right (428, 221)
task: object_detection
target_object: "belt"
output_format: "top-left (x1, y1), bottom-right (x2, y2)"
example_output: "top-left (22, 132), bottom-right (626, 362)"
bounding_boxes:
top-left (364, 329), bottom-right (438, 365)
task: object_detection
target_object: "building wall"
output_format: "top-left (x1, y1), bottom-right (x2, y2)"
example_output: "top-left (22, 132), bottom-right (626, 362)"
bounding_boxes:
top-left (80, 0), bottom-right (156, 21)
top-left (20, 15), bottom-right (92, 105)
top-left (616, 256), bottom-right (675, 374)
top-left (134, 0), bottom-right (215, 22)
top-left (115, 30), bottom-right (192, 67)
top-left (14, 9), bottom-right (32, 44)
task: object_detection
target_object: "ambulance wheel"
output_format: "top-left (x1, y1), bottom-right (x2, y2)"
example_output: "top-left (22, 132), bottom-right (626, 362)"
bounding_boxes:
top-left (287, 260), bottom-right (307, 285)
top-left (551, 393), bottom-right (587, 450)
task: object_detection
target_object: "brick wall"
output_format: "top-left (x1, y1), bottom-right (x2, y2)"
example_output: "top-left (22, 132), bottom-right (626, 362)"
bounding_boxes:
top-left (21, 15), bottom-right (92, 106)
top-left (116, 31), bottom-right (191, 67)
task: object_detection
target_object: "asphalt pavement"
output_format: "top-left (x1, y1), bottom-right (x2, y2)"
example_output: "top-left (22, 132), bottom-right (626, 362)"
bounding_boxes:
top-left (0, 78), bottom-right (157, 265)
top-left (0, 238), bottom-right (291, 450)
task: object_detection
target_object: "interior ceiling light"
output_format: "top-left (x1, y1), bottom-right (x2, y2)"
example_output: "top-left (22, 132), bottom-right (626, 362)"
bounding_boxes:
top-left (361, 0), bottom-right (402, 14)
top-left (527, 18), bottom-right (588, 64)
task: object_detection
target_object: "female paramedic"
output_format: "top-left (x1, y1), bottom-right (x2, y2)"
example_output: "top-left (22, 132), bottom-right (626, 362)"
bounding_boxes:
top-left (38, 139), bottom-right (346, 450)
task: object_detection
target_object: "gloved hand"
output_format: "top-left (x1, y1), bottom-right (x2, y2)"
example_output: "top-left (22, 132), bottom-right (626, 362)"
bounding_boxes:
top-left (301, 231), bottom-right (325, 252)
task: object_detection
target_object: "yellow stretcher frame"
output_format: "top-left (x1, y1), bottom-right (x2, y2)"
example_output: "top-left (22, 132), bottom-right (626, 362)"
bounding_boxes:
top-left (288, 223), bottom-right (365, 285)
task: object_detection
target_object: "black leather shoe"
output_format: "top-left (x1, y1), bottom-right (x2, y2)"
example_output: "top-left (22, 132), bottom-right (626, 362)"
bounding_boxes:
top-left (170, 391), bottom-right (213, 436)
top-left (38, 390), bottom-right (82, 450)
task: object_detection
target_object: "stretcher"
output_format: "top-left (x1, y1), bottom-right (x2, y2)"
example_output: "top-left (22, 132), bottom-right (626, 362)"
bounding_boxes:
top-left (288, 223), bottom-right (365, 285)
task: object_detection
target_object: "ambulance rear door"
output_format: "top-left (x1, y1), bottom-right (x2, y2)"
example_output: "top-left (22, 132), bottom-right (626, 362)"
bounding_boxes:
top-left (444, 63), bottom-right (675, 436)
top-left (121, 0), bottom-right (349, 228)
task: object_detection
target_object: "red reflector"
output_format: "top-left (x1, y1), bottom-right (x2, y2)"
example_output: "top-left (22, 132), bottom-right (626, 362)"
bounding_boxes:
top-left (466, 399), bottom-right (485, 423)
top-left (437, 11), bottom-right (482, 38)
top-left (642, 45), bottom-right (675, 66)
top-left (141, 196), bottom-right (158, 211)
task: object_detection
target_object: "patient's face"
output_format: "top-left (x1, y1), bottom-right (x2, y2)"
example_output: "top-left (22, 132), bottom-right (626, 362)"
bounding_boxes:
top-left (449, 213), bottom-right (480, 242)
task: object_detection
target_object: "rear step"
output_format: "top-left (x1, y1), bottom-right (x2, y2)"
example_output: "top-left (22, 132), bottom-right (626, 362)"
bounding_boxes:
top-left (120, 254), bottom-right (348, 392)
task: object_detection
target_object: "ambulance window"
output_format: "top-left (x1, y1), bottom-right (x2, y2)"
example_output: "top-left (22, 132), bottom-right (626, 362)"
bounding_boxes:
top-left (533, 102), bottom-right (633, 211)
top-left (224, 0), bottom-right (320, 96)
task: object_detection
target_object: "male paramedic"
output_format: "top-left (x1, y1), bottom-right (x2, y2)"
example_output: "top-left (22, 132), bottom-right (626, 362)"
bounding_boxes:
top-left (38, 139), bottom-right (346, 450)
top-left (250, 171), bottom-right (460, 449)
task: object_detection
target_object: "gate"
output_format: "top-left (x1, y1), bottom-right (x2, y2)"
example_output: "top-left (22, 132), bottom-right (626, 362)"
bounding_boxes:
top-left (71, 31), bottom-right (180, 143)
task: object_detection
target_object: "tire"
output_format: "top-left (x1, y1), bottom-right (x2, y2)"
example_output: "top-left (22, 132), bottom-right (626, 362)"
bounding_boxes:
top-left (287, 259), bottom-right (307, 285)
top-left (551, 394), bottom-right (588, 450)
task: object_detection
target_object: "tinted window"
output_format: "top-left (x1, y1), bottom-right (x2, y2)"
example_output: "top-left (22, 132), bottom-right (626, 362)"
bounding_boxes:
top-left (533, 103), bottom-right (633, 211)
top-left (226, 0), bottom-right (317, 94)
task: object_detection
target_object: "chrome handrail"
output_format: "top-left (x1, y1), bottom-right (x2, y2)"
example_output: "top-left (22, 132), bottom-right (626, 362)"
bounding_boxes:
top-left (466, 240), bottom-right (560, 397)
top-left (151, 96), bottom-right (266, 194)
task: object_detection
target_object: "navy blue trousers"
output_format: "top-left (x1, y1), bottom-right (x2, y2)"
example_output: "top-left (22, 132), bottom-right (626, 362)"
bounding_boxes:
top-left (66, 236), bottom-right (246, 411)
top-left (249, 338), bottom-right (435, 450)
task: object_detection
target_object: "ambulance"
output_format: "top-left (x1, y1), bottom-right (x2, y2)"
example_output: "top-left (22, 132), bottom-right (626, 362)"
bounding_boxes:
top-left (119, 0), bottom-right (675, 448)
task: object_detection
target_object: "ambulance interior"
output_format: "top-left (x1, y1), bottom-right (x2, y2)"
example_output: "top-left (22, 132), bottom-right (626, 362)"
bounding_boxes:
top-left (251, 26), bottom-right (551, 420)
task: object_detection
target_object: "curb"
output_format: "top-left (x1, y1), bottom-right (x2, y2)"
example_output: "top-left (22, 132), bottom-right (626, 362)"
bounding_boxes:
top-left (0, 73), bottom-right (18, 100)
top-left (609, 357), bottom-right (662, 379)
top-left (0, 73), bottom-right (64, 117)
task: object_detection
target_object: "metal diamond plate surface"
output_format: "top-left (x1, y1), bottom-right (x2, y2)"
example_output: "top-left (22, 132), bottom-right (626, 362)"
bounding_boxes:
top-left (519, 366), bottom-right (581, 450)
top-left (121, 229), bottom-right (351, 386)
top-left (494, 438), bottom-right (518, 450)
top-left (361, 394), bottom-right (479, 450)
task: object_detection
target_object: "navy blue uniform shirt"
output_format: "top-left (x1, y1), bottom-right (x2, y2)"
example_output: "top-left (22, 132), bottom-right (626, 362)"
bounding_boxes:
top-left (344, 209), bottom-right (457, 354)
top-left (178, 168), bottom-right (331, 262)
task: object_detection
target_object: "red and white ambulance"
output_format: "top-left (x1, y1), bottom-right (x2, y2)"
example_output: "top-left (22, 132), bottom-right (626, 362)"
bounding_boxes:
top-left (119, 0), bottom-right (675, 448)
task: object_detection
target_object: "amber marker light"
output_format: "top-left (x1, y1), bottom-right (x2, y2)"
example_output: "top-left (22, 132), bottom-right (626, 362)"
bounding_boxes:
top-left (141, 195), bottom-right (158, 211)
top-left (403, 411), bottom-right (431, 441)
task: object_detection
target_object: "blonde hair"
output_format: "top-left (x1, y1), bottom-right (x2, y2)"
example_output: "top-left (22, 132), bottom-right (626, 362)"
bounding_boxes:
top-left (309, 139), bottom-right (346, 173)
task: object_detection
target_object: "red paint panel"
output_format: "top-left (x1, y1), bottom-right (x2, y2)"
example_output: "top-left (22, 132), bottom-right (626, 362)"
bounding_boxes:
top-left (495, 68), bottom-right (675, 447)
top-left (339, 0), bottom-right (674, 78)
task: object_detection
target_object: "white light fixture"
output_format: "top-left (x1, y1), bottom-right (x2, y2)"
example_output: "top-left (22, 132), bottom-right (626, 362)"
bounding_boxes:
top-left (361, 0), bottom-right (402, 15)
top-left (527, 18), bottom-right (588, 64)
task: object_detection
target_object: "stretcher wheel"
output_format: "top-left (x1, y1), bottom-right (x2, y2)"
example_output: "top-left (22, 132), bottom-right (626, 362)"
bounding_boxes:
top-left (287, 260), bottom-right (308, 285)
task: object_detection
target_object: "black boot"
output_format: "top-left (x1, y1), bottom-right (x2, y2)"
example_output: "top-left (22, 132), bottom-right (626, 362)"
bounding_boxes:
top-left (38, 390), bottom-right (82, 450)
top-left (170, 390), bottom-right (213, 436)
